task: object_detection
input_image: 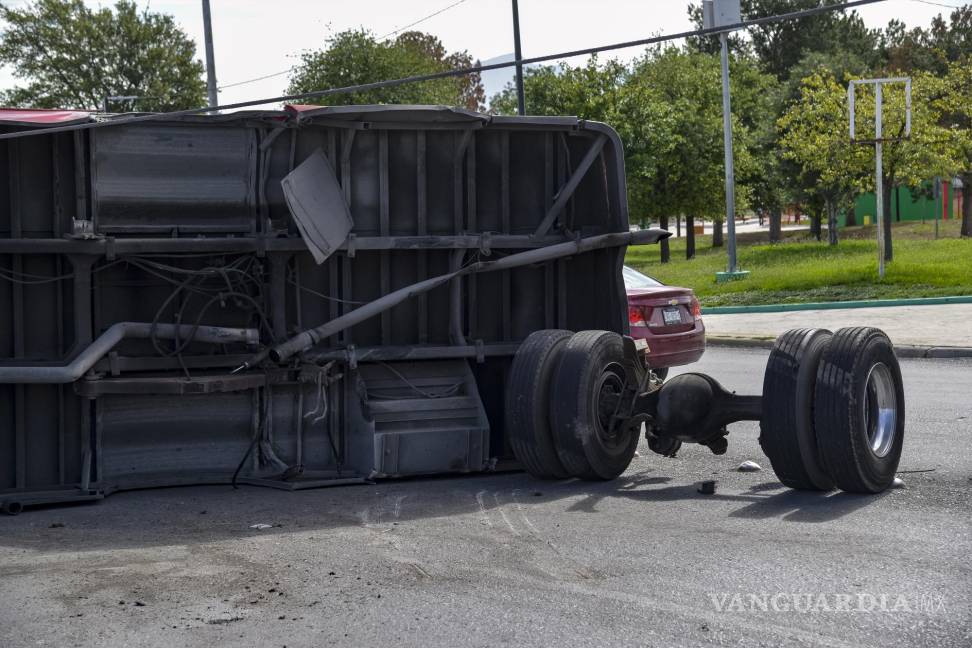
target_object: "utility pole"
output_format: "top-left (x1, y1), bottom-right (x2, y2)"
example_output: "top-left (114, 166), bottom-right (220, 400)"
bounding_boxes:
top-left (511, 0), bottom-right (525, 115)
top-left (704, 0), bottom-right (748, 282)
top-left (201, 0), bottom-right (218, 108)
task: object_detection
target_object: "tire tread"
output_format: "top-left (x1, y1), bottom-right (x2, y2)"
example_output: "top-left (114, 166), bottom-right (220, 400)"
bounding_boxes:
top-left (814, 327), bottom-right (904, 493)
top-left (760, 328), bottom-right (834, 491)
top-left (506, 329), bottom-right (573, 479)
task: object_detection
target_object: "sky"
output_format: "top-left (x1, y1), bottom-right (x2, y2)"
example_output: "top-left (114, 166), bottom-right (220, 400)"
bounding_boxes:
top-left (0, 0), bottom-right (968, 109)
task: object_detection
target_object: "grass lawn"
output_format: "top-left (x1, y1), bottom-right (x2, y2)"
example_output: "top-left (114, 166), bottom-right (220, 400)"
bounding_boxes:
top-left (625, 220), bottom-right (972, 307)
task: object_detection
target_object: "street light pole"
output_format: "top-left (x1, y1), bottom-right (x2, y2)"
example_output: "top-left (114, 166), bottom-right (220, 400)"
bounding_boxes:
top-left (512, 0), bottom-right (525, 116)
top-left (719, 31), bottom-right (738, 275)
top-left (704, 0), bottom-right (747, 282)
top-left (201, 0), bottom-right (218, 108)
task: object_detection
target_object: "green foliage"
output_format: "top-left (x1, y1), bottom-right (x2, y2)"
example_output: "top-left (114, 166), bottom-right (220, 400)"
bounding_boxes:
top-left (0, 0), bottom-right (206, 111)
top-left (937, 58), bottom-right (972, 168)
top-left (881, 7), bottom-right (972, 75)
top-left (779, 69), bottom-right (962, 209)
top-left (778, 72), bottom-right (870, 213)
top-left (286, 29), bottom-right (484, 110)
top-left (687, 1), bottom-right (881, 80)
top-left (490, 49), bottom-right (773, 229)
top-left (489, 56), bottom-right (625, 120)
top-left (617, 48), bottom-right (761, 224)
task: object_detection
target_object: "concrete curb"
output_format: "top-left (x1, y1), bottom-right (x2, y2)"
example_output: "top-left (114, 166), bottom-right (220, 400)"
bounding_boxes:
top-left (702, 295), bottom-right (972, 315)
top-left (707, 335), bottom-right (972, 359)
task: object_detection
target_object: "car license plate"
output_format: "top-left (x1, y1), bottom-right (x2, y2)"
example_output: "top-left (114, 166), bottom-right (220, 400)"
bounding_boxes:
top-left (663, 307), bottom-right (682, 325)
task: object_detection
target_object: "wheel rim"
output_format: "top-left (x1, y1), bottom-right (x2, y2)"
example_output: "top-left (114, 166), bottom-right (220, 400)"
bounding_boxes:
top-left (593, 363), bottom-right (626, 450)
top-left (863, 362), bottom-right (897, 458)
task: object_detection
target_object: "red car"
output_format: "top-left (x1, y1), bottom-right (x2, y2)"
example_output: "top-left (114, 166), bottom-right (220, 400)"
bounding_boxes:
top-left (623, 265), bottom-right (706, 379)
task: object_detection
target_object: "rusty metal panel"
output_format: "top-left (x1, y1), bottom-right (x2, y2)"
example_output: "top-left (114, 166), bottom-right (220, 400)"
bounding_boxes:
top-left (90, 124), bottom-right (257, 234)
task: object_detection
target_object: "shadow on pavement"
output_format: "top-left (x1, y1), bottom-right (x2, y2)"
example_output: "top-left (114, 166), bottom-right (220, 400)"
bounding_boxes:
top-left (0, 467), bottom-right (888, 553)
top-left (728, 489), bottom-right (889, 522)
top-left (567, 475), bottom-right (886, 523)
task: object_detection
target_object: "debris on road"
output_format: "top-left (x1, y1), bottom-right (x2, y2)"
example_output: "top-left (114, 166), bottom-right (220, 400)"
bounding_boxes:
top-left (698, 480), bottom-right (717, 495)
top-left (249, 523), bottom-right (273, 530)
top-left (737, 460), bottom-right (762, 472)
top-left (892, 477), bottom-right (905, 488)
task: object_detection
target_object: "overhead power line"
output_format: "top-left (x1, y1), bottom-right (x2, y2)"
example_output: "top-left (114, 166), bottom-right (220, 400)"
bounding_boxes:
top-left (220, 0), bottom-right (473, 91)
top-left (0, 0), bottom-right (888, 142)
top-left (378, 0), bottom-right (472, 40)
top-left (219, 67), bottom-right (292, 90)
top-left (908, 0), bottom-right (967, 9)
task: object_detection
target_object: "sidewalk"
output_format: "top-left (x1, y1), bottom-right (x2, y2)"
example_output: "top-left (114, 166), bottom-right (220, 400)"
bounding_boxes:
top-left (703, 303), bottom-right (972, 355)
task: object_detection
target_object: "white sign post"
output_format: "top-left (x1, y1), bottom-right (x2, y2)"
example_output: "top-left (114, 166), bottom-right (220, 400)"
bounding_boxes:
top-left (848, 78), bottom-right (911, 279)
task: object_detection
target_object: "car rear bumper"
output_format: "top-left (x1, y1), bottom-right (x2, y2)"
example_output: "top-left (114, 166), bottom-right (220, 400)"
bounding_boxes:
top-left (630, 321), bottom-right (706, 368)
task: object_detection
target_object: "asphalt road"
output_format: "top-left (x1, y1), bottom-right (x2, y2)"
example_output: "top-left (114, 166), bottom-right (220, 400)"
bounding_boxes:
top-left (1, 347), bottom-right (970, 648)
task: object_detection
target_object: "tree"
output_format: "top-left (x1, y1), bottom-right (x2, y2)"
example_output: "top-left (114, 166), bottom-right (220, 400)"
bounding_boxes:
top-left (881, 7), bottom-right (972, 75)
top-left (688, 1), bottom-right (880, 80)
top-left (492, 49), bottom-right (762, 260)
top-left (0, 0), bottom-right (205, 111)
top-left (779, 70), bottom-right (962, 255)
top-left (618, 48), bottom-right (756, 255)
top-left (743, 80), bottom-right (790, 242)
top-left (860, 72), bottom-right (961, 257)
top-left (779, 73), bottom-right (870, 245)
top-left (287, 29), bottom-right (484, 110)
top-left (610, 62), bottom-right (681, 261)
top-left (490, 56), bottom-right (625, 122)
top-left (937, 58), bottom-right (972, 236)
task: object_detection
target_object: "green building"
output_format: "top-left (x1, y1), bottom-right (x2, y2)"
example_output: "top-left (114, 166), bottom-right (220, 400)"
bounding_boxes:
top-left (842, 180), bottom-right (962, 226)
top-left (846, 185), bottom-right (932, 226)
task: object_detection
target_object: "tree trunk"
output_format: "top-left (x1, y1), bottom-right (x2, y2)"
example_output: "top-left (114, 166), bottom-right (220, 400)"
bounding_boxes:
top-left (686, 215), bottom-right (696, 260)
top-left (712, 218), bottom-right (724, 247)
top-left (846, 205), bottom-right (857, 227)
top-left (961, 174), bottom-right (971, 238)
top-left (676, 215), bottom-right (681, 238)
top-left (659, 214), bottom-right (671, 263)
top-left (810, 211), bottom-right (822, 241)
top-left (827, 200), bottom-right (838, 246)
top-left (883, 180), bottom-right (894, 261)
top-left (895, 186), bottom-right (901, 222)
top-left (769, 208), bottom-right (782, 243)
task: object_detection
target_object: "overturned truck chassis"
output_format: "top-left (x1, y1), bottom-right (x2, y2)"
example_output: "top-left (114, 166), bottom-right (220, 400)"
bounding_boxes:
top-left (0, 106), bottom-right (904, 513)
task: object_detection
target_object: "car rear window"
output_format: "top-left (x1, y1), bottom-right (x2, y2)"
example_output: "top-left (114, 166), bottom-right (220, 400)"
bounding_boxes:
top-left (623, 266), bottom-right (663, 289)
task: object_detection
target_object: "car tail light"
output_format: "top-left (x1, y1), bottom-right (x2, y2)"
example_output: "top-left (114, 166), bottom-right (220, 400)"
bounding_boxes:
top-left (628, 306), bottom-right (649, 327)
top-left (690, 297), bottom-right (702, 320)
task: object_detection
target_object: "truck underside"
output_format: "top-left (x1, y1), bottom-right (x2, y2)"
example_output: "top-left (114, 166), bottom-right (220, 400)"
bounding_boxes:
top-left (0, 105), bottom-right (905, 513)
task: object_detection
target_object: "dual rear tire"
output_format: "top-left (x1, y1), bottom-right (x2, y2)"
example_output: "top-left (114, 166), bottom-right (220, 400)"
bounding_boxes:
top-left (760, 327), bottom-right (905, 494)
top-left (508, 326), bottom-right (906, 495)
top-left (506, 330), bottom-right (640, 481)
